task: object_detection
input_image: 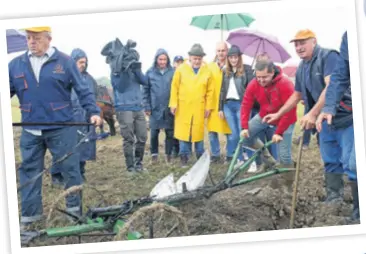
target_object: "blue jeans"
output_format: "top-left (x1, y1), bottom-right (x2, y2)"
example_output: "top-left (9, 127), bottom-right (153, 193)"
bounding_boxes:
top-left (319, 122), bottom-right (356, 176)
top-left (244, 109), bottom-right (279, 164)
top-left (223, 100), bottom-right (244, 161)
top-left (208, 132), bottom-right (221, 158)
top-left (19, 127), bottom-right (82, 223)
top-left (243, 114), bottom-right (294, 165)
top-left (247, 109), bottom-right (279, 164)
top-left (179, 140), bottom-right (204, 158)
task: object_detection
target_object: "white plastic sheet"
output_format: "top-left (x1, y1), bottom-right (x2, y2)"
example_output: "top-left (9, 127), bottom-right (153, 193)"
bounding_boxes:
top-left (150, 150), bottom-right (211, 199)
top-left (150, 173), bottom-right (177, 199)
top-left (176, 150), bottom-right (210, 193)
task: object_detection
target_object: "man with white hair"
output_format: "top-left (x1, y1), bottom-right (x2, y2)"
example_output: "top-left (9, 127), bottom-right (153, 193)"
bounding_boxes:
top-left (8, 26), bottom-right (102, 229)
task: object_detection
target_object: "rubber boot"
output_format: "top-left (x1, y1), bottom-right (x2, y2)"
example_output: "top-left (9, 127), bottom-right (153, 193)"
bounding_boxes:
top-left (324, 172), bottom-right (344, 203)
top-left (134, 148), bottom-right (145, 172)
top-left (151, 154), bottom-right (158, 165)
top-left (347, 180), bottom-right (360, 223)
top-left (180, 154), bottom-right (189, 168)
top-left (125, 151), bottom-right (136, 173)
top-left (166, 154), bottom-right (172, 163)
top-left (252, 139), bottom-right (278, 171)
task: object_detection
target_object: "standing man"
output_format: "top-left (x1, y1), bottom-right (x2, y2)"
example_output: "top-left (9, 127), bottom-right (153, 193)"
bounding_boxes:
top-left (103, 39), bottom-right (148, 173)
top-left (9, 27), bottom-right (102, 228)
top-left (171, 55), bottom-right (185, 158)
top-left (51, 48), bottom-right (99, 184)
top-left (206, 42), bottom-right (232, 163)
top-left (143, 49), bottom-right (175, 163)
top-left (169, 44), bottom-right (214, 168)
top-left (316, 32), bottom-right (359, 222)
top-left (263, 29), bottom-right (342, 203)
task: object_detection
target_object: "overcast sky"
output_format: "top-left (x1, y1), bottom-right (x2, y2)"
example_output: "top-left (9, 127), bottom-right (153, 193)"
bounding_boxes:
top-left (7, 4), bottom-right (347, 78)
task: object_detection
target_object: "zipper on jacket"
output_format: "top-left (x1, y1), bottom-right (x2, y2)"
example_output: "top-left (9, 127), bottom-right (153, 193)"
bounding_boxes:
top-left (26, 60), bottom-right (38, 87)
top-left (27, 56), bottom-right (56, 88)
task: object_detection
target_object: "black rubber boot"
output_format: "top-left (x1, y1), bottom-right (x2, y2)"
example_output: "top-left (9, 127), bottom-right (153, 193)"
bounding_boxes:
top-left (324, 173), bottom-right (344, 203)
top-left (125, 151), bottom-right (135, 173)
top-left (134, 148), bottom-right (145, 172)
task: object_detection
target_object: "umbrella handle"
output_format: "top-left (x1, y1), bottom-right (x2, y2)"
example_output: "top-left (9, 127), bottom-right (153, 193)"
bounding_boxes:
top-left (251, 41), bottom-right (262, 67)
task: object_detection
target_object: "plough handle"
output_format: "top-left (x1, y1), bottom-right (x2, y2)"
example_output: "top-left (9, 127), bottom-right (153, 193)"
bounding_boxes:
top-left (225, 136), bottom-right (274, 183)
top-left (13, 122), bottom-right (94, 127)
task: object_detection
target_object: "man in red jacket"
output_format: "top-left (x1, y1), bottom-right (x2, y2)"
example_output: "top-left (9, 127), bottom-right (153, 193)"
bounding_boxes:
top-left (240, 59), bottom-right (297, 170)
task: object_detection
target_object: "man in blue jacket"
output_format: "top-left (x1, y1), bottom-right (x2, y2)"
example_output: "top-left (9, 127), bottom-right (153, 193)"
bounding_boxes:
top-left (51, 48), bottom-right (99, 184)
top-left (263, 29), bottom-right (343, 203)
top-left (316, 32), bottom-right (359, 222)
top-left (143, 49), bottom-right (175, 163)
top-left (101, 39), bottom-right (148, 173)
top-left (9, 27), bottom-right (102, 228)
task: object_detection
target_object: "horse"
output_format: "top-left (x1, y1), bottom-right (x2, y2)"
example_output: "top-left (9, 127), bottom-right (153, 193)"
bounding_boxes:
top-left (96, 85), bottom-right (116, 136)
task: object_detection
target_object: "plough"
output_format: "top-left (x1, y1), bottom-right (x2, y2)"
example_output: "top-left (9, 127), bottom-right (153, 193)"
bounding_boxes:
top-left (15, 122), bottom-right (297, 246)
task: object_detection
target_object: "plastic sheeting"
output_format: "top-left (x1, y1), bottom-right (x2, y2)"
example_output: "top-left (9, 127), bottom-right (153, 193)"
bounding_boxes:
top-left (150, 150), bottom-right (211, 199)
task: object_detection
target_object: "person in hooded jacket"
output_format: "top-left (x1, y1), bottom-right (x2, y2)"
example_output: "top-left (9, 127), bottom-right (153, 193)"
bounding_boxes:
top-left (50, 48), bottom-right (99, 184)
top-left (143, 49), bottom-right (175, 163)
top-left (218, 45), bottom-right (254, 164)
top-left (241, 59), bottom-right (297, 171)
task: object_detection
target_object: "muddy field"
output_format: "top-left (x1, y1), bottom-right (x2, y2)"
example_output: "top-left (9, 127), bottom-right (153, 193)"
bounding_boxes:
top-left (13, 117), bottom-right (356, 247)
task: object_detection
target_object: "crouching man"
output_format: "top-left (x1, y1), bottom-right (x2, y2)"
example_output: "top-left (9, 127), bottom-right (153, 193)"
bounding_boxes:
top-left (240, 59), bottom-right (297, 171)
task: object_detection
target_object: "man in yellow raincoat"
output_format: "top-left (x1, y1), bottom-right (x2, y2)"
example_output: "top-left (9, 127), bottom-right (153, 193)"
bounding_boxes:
top-left (169, 43), bottom-right (214, 168)
top-left (207, 42), bottom-right (232, 164)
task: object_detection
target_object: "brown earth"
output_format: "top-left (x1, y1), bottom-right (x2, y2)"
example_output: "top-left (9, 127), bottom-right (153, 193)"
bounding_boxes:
top-left (12, 118), bottom-right (356, 247)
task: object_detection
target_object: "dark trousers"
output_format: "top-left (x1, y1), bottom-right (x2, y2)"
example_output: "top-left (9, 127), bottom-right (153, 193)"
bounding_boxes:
top-left (150, 128), bottom-right (174, 156)
top-left (19, 126), bottom-right (81, 223)
top-left (116, 111), bottom-right (147, 169)
top-left (172, 138), bottom-right (180, 155)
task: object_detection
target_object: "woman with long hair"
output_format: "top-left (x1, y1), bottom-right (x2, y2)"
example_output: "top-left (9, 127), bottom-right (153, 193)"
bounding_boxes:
top-left (218, 45), bottom-right (254, 163)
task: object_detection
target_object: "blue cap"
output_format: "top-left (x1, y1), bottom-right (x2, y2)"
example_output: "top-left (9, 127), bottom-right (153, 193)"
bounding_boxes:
top-left (174, 55), bottom-right (184, 62)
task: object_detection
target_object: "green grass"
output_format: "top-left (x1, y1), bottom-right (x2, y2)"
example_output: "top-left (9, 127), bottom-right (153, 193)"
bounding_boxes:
top-left (11, 97), bottom-right (21, 122)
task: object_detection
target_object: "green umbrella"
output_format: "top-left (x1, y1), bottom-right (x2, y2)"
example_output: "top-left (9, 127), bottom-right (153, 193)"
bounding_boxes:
top-left (190, 13), bottom-right (255, 41)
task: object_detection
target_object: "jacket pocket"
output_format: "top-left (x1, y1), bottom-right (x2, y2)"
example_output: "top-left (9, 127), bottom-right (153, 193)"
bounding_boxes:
top-left (49, 102), bottom-right (72, 122)
top-left (50, 102), bottom-right (70, 111)
top-left (19, 103), bottom-right (32, 122)
top-left (13, 73), bottom-right (29, 91)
